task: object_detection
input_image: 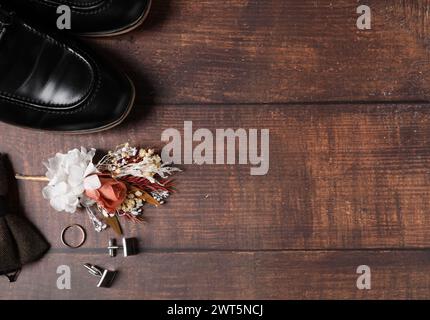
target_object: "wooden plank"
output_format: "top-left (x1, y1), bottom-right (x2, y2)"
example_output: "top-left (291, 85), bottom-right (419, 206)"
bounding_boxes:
top-left (89, 0), bottom-right (430, 104)
top-left (1, 104), bottom-right (430, 250)
top-left (1, 250), bottom-right (430, 299)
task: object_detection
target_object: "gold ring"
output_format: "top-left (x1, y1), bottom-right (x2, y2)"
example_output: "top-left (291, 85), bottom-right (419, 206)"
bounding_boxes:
top-left (61, 224), bottom-right (87, 249)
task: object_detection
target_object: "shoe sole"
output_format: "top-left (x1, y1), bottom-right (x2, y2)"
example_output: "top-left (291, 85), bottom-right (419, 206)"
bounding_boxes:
top-left (79, 0), bottom-right (153, 38)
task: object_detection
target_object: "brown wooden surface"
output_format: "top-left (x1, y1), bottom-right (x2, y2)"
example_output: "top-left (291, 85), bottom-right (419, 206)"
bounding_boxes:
top-left (2, 251), bottom-right (430, 300)
top-left (2, 0), bottom-right (430, 299)
top-left (92, 0), bottom-right (430, 104)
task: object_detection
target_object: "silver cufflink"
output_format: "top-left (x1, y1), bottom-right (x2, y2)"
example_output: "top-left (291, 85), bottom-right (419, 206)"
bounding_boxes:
top-left (83, 263), bottom-right (118, 288)
top-left (108, 237), bottom-right (138, 257)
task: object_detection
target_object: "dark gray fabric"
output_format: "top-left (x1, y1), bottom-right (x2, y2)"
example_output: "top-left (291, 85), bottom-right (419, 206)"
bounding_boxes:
top-left (0, 154), bottom-right (50, 280)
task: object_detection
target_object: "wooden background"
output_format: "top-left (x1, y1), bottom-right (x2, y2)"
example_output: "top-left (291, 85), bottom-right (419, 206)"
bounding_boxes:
top-left (2, 0), bottom-right (430, 299)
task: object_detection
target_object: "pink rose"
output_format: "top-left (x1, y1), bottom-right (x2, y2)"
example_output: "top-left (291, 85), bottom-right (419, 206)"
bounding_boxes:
top-left (85, 177), bottom-right (127, 213)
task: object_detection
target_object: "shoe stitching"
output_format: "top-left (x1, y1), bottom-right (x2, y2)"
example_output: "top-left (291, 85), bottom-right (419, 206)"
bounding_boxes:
top-left (40, 0), bottom-right (105, 7)
top-left (30, 0), bottom-right (113, 15)
top-left (0, 22), bottom-right (102, 114)
top-left (1, 76), bottom-right (101, 115)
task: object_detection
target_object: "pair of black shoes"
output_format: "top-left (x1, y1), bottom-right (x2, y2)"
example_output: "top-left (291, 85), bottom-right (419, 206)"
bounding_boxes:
top-left (0, 0), bottom-right (152, 133)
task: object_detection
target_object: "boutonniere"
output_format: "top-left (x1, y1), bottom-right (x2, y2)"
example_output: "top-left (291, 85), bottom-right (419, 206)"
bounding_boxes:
top-left (16, 143), bottom-right (181, 235)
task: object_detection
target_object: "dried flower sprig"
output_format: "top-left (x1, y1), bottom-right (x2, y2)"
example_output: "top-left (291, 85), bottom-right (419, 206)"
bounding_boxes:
top-left (97, 144), bottom-right (181, 183)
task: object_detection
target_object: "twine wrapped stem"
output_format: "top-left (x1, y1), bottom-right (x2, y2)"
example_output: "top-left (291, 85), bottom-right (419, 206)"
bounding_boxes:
top-left (15, 174), bottom-right (49, 182)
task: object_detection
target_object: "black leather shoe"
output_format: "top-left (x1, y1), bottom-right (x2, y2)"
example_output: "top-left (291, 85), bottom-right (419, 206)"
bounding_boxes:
top-left (0, 9), bottom-right (135, 133)
top-left (0, 0), bottom-right (151, 37)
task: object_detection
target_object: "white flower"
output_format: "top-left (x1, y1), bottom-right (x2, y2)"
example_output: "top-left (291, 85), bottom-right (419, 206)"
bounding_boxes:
top-left (42, 147), bottom-right (101, 213)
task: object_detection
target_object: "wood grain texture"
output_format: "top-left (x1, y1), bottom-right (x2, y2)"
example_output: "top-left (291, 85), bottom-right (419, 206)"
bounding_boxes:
top-left (2, 250), bottom-right (430, 300)
top-left (2, 1), bottom-right (430, 300)
top-left (1, 104), bottom-right (430, 250)
top-left (90, 0), bottom-right (430, 104)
